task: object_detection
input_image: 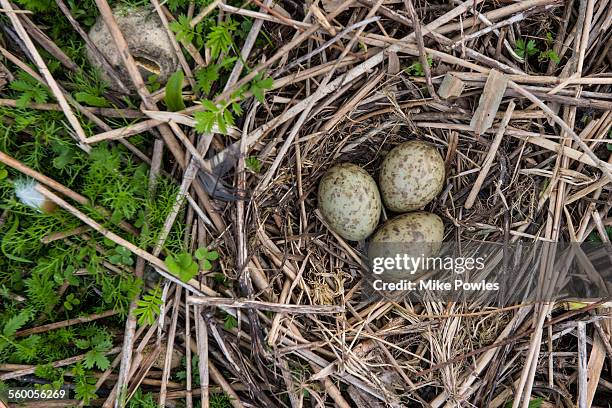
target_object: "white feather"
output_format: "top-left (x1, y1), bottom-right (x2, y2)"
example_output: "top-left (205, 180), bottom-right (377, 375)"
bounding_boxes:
top-left (14, 179), bottom-right (46, 212)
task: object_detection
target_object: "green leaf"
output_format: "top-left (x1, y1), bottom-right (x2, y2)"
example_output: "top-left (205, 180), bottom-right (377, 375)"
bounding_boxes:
top-left (515, 38), bottom-right (539, 58)
top-left (545, 32), bottom-right (554, 45)
top-left (510, 398), bottom-right (542, 408)
top-left (2, 309), bottom-right (32, 337)
top-left (134, 286), bottom-right (163, 326)
top-left (82, 348), bottom-right (108, 374)
top-left (165, 252), bottom-right (199, 282)
top-left (538, 49), bottom-right (559, 64)
top-left (74, 91), bottom-right (109, 107)
top-left (250, 74), bottom-right (274, 103)
top-left (206, 20), bottom-right (238, 60)
top-left (194, 100), bottom-right (234, 135)
top-left (74, 375), bottom-right (97, 405)
top-left (170, 15), bottom-right (195, 44)
top-left (0, 168), bottom-right (7, 180)
top-left (223, 313), bottom-right (237, 330)
top-left (196, 65), bottom-right (219, 94)
top-left (165, 70), bottom-right (186, 112)
top-left (245, 156), bottom-right (261, 173)
top-left (74, 338), bottom-right (90, 349)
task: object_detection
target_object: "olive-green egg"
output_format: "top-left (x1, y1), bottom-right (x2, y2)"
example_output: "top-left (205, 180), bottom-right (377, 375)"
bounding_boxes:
top-left (379, 141), bottom-right (445, 212)
top-left (318, 163), bottom-right (382, 241)
top-left (369, 212), bottom-right (444, 280)
top-left (370, 211), bottom-right (444, 253)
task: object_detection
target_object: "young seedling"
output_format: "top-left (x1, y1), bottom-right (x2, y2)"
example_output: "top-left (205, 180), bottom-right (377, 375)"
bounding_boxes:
top-left (195, 247), bottom-right (219, 271)
top-left (165, 252), bottom-right (199, 282)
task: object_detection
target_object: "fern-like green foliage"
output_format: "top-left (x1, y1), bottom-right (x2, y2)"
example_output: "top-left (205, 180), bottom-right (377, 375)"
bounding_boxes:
top-left (2, 308), bottom-right (31, 336)
top-left (128, 388), bottom-right (160, 408)
top-left (194, 100), bottom-right (236, 134)
top-left (207, 20), bottom-right (239, 59)
top-left (134, 285), bottom-right (163, 326)
top-left (84, 144), bottom-right (148, 223)
top-left (195, 57), bottom-right (236, 95)
top-left (10, 71), bottom-right (50, 108)
top-left (249, 74), bottom-right (274, 103)
top-left (170, 15), bottom-right (205, 48)
top-left (73, 362), bottom-right (98, 404)
top-left (14, 0), bottom-right (54, 12)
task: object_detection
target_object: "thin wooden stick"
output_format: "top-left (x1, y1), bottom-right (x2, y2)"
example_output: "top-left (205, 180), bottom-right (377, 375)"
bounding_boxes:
top-left (0, 347), bottom-right (121, 380)
top-left (187, 296), bottom-right (344, 313)
top-left (34, 184), bottom-right (216, 297)
top-left (465, 101), bottom-right (516, 209)
top-left (1, 0), bottom-right (88, 149)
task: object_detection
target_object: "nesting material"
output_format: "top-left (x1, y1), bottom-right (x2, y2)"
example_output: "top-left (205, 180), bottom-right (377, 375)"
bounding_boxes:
top-left (438, 73), bottom-right (465, 99)
top-left (470, 69), bottom-right (509, 134)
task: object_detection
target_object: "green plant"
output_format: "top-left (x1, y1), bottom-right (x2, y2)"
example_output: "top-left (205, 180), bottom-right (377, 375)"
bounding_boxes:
top-left (74, 330), bottom-right (112, 370)
top-left (515, 39), bottom-right (538, 59)
top-left (170, 15), bottom-right (205, 48)
top-left (175, 355), bottom-right (200, 385)
top-left (505, 397), bottom-right (542, 408)
top-left (146, 74), bottom-right (162, 92)
top-left (587, 227), bottom-right (612, 242)
top-left (109, 245), bottom-right (134, 266)
top-left (194, 99), bottom-right (235, 134)
top-left (63, 293), bottom-right (80, 311)
top-left (165, 70), bottom-right (186, 112)
top-left (53, 265), bottom-right (79, 287)
top-left (10, 71), bottom-right (50, 108)
top-left (128, 388), bottom-right (159, 408)
top-left (14, 0), bottom-right (54, 12)
top-left (223, 312), bottom-right (237, 330)
top-left (74, 91), bottom-right (109, 107)
top-left (207, 19), bottom-right (239, 59)
top-left (404, 57), bottom-right (433, 76)
top-left (250, 73), bottom-right (274, 103)
top-left (165, 252), bottom-right (199, 282)
top-left (51, 141), bottom-right (77, 170)
top-left (134, 285), bottom-right (163, 326)
top-left (538, 49), bottom-right (560, 63)
top-left (195, 247), bottom-right (219, 270)
top-left (72, 362), bottom-right (97, 404)
top-left (100, 274), bottom-right (142, 318)
top-left (195, 58), bottom-right (236, 95)
top-left (34, 363), bottom-right (65, 389)
top-left (210, 392), bottom-right (234, 407)
top-left (245, 156), bottom-right (262, 173)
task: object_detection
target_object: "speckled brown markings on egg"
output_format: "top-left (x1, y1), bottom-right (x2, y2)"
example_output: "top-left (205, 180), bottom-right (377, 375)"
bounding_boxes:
top-left (369, 212), bottom-right (444, 279)
top-left (379, 140), bottom-right (445, 212)
top-left (371, 211), bottom-right (444, 251)
top-left (318, 163), bottom-right (382, 241)
top-left (87, 6), bottom-right (180, 92)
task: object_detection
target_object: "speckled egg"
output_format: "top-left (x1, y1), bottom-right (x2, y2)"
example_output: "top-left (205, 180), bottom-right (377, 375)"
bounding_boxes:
top-left (379, 141), bottom-right (445, 212)
top-left (318, 163), bottom-right (381, 241)
top-left (371, 211), bottom-right (444, 250)
top-left (369, 212), bottom-right (444, 281)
